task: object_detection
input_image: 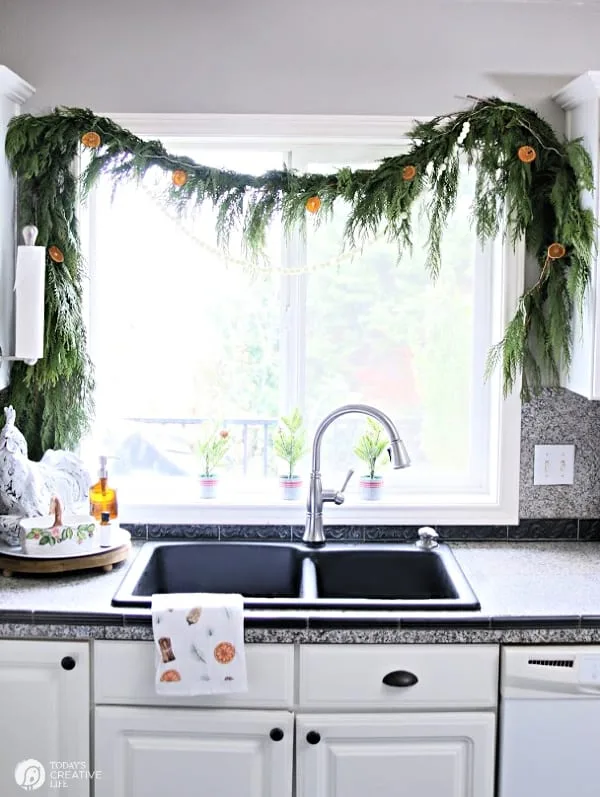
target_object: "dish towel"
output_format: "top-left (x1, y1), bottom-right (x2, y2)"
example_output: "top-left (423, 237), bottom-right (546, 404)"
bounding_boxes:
top-left (152, 592), bottom-right (247, 696)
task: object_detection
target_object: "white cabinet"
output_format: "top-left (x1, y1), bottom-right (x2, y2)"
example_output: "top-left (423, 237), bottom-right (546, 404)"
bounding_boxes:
top-left (554, 73), bottom-right (600, 398)
top-left (93, 641), bottom-right (499, 797)
top-left (94, 640), bottom-right (294, 708)
top-left (296, 712), bottom-right (496, 797)
top-left (299, 644), bottom-right (499, 710)
top-left (94, 642), bottom-right (295, 797)
top-left (0, 640), bottom-right (90, 797)
top-left (95, 706), bottom-right (293, 797)
top-left (297, 645), bottom-right (498, 797)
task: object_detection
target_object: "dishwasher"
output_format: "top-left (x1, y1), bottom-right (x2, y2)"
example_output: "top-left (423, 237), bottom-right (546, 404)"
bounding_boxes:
top-left (499, 645), bottom-right (600, 797)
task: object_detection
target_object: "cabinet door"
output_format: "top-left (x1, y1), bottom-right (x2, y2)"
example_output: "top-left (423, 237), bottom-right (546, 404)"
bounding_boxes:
top-left (0, 640), bottom-right (90, 797)
top-left (95, 706), bottom-right (293, 797)
top-left (296, 712), bottom-right (495, 797)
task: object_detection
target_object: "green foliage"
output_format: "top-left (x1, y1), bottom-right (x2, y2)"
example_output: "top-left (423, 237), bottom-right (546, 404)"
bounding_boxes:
top-left (3, 99), bottom-right (596, 454)
top-left (353, 418), bottom-right (390, 479)
top-left (5, 109), bottom-right (95, 458)
top-left (273, 408), bottom-right (307, 478)
top-left (194, 426), bottom-right (231, 477)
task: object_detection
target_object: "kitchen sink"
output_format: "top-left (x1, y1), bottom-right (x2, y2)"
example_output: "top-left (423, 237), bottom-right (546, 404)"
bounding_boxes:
top-left (112, 543), bottom-right (308, 608)
top-left (310, 545), bottom-right (478, 609)
top-left (112, 540), bottom-right (480, 610)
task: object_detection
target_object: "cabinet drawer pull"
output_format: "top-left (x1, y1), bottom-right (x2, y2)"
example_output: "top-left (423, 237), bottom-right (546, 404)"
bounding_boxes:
top-left (269, 728), bottom-right (284, 741)
top-left (382, 669), bottom-right (418, 687)
top-left (306, 731), bottom-right (321, 745)
top-left (61, 656), bottom-right (76, 671)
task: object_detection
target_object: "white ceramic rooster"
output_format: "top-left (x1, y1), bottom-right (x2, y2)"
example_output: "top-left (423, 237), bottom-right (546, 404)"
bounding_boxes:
top-left (0, 406), bottom-right (91, 546)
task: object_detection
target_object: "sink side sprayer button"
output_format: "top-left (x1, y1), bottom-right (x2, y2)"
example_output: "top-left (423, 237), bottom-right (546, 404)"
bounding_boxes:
top-left (382, 670), bottom-right (419, 687)
top-left (416, 527), bottom-right (439, 550)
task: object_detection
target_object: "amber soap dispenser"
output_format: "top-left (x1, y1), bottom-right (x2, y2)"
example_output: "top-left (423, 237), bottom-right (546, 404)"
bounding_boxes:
top-left (89, 455), bottom-right (118, 521)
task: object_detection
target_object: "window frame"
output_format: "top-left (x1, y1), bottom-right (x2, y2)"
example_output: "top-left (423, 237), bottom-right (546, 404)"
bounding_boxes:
top-left (83, 113), bottom-right (523, 526)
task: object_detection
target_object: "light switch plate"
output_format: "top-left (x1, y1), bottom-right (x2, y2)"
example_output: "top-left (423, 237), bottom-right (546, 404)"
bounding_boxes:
top-left (533, 444), bottom-right (575, 485)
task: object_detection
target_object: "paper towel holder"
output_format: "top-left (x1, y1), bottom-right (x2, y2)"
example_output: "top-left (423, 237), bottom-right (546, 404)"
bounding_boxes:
top-left (0, 225), bottom-right (43, 367)
top-left (0, 347), bottom-right (38, 367)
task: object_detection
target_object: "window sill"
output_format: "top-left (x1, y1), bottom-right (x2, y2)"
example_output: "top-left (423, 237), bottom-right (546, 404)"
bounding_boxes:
top-left (118, 492), bottom-right (518, 526)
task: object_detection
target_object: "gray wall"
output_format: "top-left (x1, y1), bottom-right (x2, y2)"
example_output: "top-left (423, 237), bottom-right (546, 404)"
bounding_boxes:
top-left (2, 0), bottom-right (600, 517)
top-left (1, 0), bottom-right (600, 116)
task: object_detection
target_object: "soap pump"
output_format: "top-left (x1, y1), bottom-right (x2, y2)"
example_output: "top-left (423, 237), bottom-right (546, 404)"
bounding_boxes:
top-left (89, 455), bottom-right (118, 521)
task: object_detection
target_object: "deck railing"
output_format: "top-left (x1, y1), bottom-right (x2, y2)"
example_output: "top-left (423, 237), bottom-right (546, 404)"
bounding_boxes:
top-left (125, 416), bottom-right (279, 476)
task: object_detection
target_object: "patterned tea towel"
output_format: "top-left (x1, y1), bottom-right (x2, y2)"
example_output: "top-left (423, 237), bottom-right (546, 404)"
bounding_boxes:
top-left (152, 592), bottom-right (247, 695)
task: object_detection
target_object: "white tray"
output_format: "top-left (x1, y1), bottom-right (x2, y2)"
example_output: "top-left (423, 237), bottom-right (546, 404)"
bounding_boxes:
top-left (0, 526), bottom-right (131, 559)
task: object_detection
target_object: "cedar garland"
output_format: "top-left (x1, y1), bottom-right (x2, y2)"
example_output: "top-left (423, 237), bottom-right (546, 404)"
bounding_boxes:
top-left (4, 99), bottom-right (596, 456)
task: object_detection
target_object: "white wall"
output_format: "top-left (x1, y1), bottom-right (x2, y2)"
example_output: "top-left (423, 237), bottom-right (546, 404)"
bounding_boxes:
top-left (0, 68), bottom-right (34, 389)
top-left (1, 0), bottom-right (599, 117)
top-left (0, 92), bottom-right (15, 390)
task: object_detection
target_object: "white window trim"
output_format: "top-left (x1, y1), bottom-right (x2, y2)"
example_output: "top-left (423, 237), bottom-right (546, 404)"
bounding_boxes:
top-left (87, 113), bottom-right (523, 527)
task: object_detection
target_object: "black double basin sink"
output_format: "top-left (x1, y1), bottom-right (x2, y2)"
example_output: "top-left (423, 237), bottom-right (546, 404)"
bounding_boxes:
top-left (113, 541), bottom-right (480, 611)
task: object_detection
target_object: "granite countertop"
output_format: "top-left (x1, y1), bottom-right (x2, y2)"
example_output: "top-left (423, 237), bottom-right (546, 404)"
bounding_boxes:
top-left (2, 540), bottom-right (600, 644)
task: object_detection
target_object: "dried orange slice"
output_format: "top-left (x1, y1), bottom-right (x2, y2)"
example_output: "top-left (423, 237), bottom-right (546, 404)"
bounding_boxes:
top-left (305, 196), bottom-right (321, 213)
top-left (81, 131), bottom-right (101, 148)
top-left (214, 641), bottom-right (236, 664)
top-left (518, 146), bottom-right (536, 163)
top-left (402, 165), bottom-right (417, 181)
top-left (160, 669), bottom-right (181, 682)
top-left (48, 246), bottom-right (64, 263)
top-left (172, 169), bottom-right (188, 187)
top-left (547, 242), bottom-right (566, 259)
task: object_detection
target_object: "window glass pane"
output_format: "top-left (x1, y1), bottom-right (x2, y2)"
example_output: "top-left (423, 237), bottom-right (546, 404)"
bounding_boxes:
top-left (303, 158), bottom-right (482, 490)
top-left (84, 137), bottom-right (500, 505)
top-left (86, 150), bottom-right (284, 485)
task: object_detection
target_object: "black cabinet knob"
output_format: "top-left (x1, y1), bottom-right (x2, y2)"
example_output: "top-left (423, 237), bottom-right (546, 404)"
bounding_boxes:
top-left (61, 656), bottom-right (76, 671)
top-left (269, 728), bottom-right (284, 742)
top-left (382, 669), bottom-right (418, 687)
top-left (306, 731), bottom-right (321, 745)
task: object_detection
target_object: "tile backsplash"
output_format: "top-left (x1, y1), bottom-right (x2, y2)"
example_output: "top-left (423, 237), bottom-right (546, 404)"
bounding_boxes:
top-left (125, 518), bottom-right (600, 542)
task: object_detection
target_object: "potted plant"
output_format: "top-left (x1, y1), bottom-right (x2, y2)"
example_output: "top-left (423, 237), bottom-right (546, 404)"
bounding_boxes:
top-left (354, 418), bottom-right (389, 501)
top-left (194, 426), bottom-right (231, 498)
top-left (273, 408), bottom-right (308, 500)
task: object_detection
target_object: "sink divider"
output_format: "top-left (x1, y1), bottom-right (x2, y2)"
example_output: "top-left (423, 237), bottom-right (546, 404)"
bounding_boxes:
top-left (299, 557), bottom-right (319, 601)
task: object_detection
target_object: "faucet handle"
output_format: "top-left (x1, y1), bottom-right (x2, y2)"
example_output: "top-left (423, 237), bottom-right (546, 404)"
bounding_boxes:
top-left (333, 469), bottom-right (354, 505)
top-left (322, 469), bottom-right (355, 505)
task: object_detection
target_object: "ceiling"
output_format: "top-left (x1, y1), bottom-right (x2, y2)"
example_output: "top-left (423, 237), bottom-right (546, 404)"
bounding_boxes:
top-left (457, 0), bottom-right (600, 4)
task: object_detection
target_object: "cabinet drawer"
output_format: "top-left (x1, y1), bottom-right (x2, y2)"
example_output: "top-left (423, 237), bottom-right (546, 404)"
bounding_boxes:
top-left (299, 644), bottom-right (499, 709)
top-left (94, 641), bottom-right (294, 708)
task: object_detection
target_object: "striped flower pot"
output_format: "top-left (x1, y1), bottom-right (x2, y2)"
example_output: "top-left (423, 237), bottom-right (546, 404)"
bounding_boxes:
top-left (359, 476), bottom-right (383, 501)
top-left (199, 477), bottom-right (219, 499)
top-left (279, 476), bottom-right (303, 501)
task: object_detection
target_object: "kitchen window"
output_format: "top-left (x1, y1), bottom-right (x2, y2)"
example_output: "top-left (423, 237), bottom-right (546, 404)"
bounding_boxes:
top-left (81, 115), bottom-right (522, 525)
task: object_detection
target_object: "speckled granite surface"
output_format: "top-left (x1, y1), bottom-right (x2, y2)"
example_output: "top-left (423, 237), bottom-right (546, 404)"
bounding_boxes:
top-left (520, 388), bottom-right (600, 518)
top-left (2, 540), bottom-right (600, 643)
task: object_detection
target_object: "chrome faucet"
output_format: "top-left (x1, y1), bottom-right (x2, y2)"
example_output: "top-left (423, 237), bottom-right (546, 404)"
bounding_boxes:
top-left (303, 404), bottom-right (411, 546)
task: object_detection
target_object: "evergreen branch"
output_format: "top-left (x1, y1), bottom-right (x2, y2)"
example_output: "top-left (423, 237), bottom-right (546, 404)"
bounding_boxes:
top-left (4, 98), bottom-right (597, 453)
